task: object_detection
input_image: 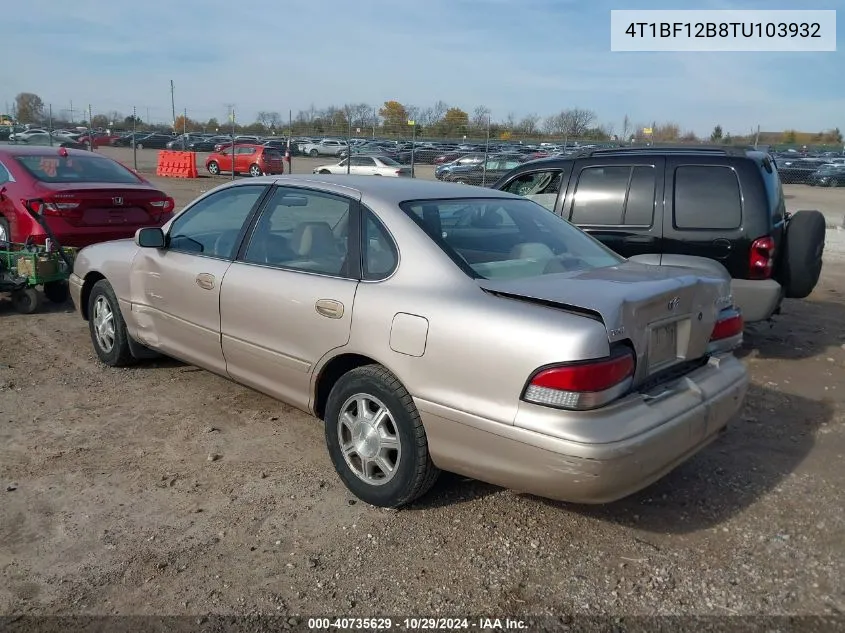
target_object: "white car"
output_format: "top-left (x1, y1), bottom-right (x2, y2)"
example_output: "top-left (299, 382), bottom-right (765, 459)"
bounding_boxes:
top-left (314, 154), bottom-right (412, 177)
top-left (9, 128), bottom-right (48, 141)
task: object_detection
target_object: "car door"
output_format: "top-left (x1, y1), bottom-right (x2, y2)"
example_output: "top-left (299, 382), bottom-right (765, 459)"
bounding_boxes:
top-left (497, 165), bottom-right (569, 213)
top-left (235, 146), bottom-right (256, 174)
top-left (216, 148), bottom-right (234, 173)
top-left (130, 184), bottom-right (269, 373)
top-left (561, 158), bottom-right (664, 260)
top-left (219, 185), bottom-right (360, 410)
top-left (350, 156), bottom-right (375, 175)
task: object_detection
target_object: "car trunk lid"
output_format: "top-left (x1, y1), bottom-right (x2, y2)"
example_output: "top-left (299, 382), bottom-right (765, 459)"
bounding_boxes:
top-left (478, 262), bottom-right (732, 385)
top-left (33, 182), bottom-right (170, 227)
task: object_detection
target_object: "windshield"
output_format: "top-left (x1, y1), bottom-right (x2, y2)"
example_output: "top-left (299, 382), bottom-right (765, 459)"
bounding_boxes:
top-left (400, 197), bottom-right (623, 280)
top-left (15, 154), bottom-right (143, 184)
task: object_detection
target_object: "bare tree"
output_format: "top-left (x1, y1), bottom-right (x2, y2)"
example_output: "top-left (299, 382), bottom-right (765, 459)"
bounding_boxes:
top-left (472, 105), bottom-right (492, 130)
top-left (621, 114), bottom-right (631, 141)
top-left (418, 106), bottom-right (435, 128)
top-left (405, 104), bottom-right (420, 125)
top-left (516, 113), bottom-right (540, 135)
top-left (351, 103), bottom-right (372, 128)
top-left (542, 115), bottom-right (560, 135)
top-left (504, 112), bottom-right (516, 130)
top-left (431, 100), bottom-right (448, 124)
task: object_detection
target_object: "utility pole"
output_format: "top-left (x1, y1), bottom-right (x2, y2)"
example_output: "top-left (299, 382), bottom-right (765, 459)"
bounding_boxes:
top-left (48, 104), bottom-right (53, 145)
top-left (69, 100), bottom-right (74, 124)
top-left (132, 106), bottom-right (138, 171)
top-left (228, 105), bottom-right (236, 181)
top-left (170, 79), bottom-right (176, 131)
top-left (146, 107), bottom-right (150, 127)
top-left (183, 108), bottom-right (187, 138)
top-left (482, 115), bottom-right (491, 186)
top-left (88, 104), bottom-right (93, 152)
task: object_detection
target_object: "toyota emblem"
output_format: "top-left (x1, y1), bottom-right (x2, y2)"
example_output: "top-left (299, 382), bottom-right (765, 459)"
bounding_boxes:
top-left (113, 197), bottom-right (123, 206)
top-left (667, 296), bottom-right (680, 311)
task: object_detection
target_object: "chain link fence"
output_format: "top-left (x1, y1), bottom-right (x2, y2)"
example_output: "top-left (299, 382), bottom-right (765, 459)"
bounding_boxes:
top-left (2, 98), bottom-right (843, 185)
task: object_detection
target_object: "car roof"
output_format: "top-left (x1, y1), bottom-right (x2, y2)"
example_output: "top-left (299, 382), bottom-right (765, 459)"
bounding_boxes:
top-left (216, 174), bottom-right (521, 205)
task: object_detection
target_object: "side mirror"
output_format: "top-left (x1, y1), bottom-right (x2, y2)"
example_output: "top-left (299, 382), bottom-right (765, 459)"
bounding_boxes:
top-left (136, 227), bottom-right (165, 248)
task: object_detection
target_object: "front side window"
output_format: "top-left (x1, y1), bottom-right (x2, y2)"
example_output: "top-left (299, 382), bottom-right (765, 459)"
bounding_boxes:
top-left (242, 187), bottom-right (352, 276)
top-left (400, 197), bottom-right (622, 280)
top-left (501, 170), bottom-right (563, 211)
top-left (168, 185), bottom-right (265, 258)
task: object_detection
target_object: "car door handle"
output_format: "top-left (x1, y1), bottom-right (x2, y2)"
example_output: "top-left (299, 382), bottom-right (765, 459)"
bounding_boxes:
top-left (315, 299), bottom-right (344, 319)
top-left (623, 235), bottom-right (657, 244)
top-left (195, 273), bottom-right (215, 290)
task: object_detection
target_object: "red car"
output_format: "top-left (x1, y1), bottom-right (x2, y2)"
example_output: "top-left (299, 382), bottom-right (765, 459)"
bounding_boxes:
top-left (0, 146), bottom-right (175, 248)
top-left (205, 144), bottom-right (285, 177)
top-left (76, 132), bottom-right (121, 148)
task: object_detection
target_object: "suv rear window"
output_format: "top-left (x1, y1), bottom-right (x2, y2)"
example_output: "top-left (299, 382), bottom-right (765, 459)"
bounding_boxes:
top-left (15, 154), bottom-right (142, 184)
top-left (673, 165), bottom-right (742, 230)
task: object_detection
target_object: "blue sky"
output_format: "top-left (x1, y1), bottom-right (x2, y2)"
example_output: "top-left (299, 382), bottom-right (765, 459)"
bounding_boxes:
top-left (1, 0), bottom-right (842, 135)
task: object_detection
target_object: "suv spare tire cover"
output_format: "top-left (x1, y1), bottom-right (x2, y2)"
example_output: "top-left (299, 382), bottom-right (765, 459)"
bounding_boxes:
top-left (782, 210), bottom-right (826, 299)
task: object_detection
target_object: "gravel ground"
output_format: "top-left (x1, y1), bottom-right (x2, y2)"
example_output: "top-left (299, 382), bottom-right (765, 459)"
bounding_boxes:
top-left (0, 148), bottom-right (844, 621)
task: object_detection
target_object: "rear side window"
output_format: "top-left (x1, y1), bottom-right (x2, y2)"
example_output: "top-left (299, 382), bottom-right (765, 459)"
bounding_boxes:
top-left (570, 165), bottom-right (655, 226)
top-left (674, 166), bottom-right (742, 230)
top-left (14, 154), bottom-right (142, 184)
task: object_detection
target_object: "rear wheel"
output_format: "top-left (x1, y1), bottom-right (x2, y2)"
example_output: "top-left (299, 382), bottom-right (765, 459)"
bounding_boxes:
top-left (782, 210), bottom-right (826, 299)
top-left (43, 280), bottom-right (69, 304)
top-left (249, 164), bottom-right (262, 177)
top-left (207, 161), bottom-right (220, 176)
top-left (11, 288), bottom-right (41, 314)
top-left (136, 143), bottom-right (144, 150)
top-left (324, 365), bottom-right (440, 508)
top-left (309, 149), bottom-right (319, 157)
top-left (87, 279), bottom-right (135, 366)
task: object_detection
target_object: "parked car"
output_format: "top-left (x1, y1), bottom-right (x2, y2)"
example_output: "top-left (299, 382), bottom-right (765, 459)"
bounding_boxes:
top-left (302, 139), bottom-right (348, 157)
top-left (111, 132), bottom-right (151, 147)
top-left (16, 133), bottom-right (86, 150)
top-left (69, 176), bottom-right (747, 507)
top-left (133, 133), bottom-right (174, 150)
top-left (313, 155), bottom-right (412, 177)
top-left (8, 128), bottom-right (48, 142)
top-left (440, 156), bottom-right (523, 185)
top-left (808, 164), bottom-right (845, 187)
top-left (434, 153), bottom-right (487, 179)
top-left (492, 145), bottom-right (827, 322)
top-left (774, 158), bottom-right (828, 185)
top-left (77, 132), bottom-right (121, 148)
top-left (205, 144), bottom-right (284, 177)
top-left (0, 145), bottom-right (175, 250)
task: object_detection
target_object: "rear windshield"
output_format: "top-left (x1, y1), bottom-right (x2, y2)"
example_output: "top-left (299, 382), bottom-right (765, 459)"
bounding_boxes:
top-left (263, 150), bottom-right (283, 159)
top-left (15, 154), bottom-right (142, 184)
top-left (400, 197), bottom-right (623, 280)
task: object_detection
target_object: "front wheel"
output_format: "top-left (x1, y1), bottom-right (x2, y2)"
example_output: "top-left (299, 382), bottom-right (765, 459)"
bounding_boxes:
top-left (136, 143), bottom-right (144, 150)
top-left (319, 169), bottom-right (331, 174)
top-left (249, 164), bottom-right (262, 177)
top-left (87, 279), bottom-right (136, 366)
top-left (324, 365), bottom-right (440, 508)
top-left (207, 161), bottom-right (220, 175)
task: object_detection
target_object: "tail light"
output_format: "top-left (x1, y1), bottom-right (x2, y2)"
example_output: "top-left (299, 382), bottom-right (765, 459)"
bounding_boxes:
top-left (749, 236), bottom-right (775, 280)
top-left (26, 196), bottom-right (81, 219)
top-left (523, 348), bottom-right (635, 411)
top-left (150, 196), bottom-right (175, 214)
top-left (710, 309), bottom-right (743, 342)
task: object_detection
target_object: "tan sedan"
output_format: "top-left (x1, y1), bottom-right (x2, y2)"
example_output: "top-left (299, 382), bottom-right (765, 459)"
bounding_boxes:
top-left (69, 176), bottom-right (748, 507)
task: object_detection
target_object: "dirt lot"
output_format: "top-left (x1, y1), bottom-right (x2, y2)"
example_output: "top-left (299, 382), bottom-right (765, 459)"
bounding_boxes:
top-left (1, 153), bottom-right (844, 619)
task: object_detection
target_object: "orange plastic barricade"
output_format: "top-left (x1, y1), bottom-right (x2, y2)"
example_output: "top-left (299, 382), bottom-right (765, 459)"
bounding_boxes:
top-left (156, 150), bottom-right (198, 179)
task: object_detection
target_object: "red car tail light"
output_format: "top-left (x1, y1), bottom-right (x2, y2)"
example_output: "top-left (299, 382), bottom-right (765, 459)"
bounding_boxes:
top-left (150, 196), bottom-right (175, 213)
top-left (523, 348), bottom-right (635, 411)
top-left (749, 236), bottom-right (775, 280)
top-left (26, 196), bottom-right (82, 219)
top-left (710, 311), bottom-right (743, 342)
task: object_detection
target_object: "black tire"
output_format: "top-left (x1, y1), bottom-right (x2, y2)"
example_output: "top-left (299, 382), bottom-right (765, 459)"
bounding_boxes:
top-left (318, 169), bottom-right (331, 174)
top-left (782, 210), bottom-right (826, 299)
top-left (309, 149), bottom-right (319, 157)
top-left (43, 280), bottom-right (69, 304)
top-left (136, 143), bottom-right (144, 150)
top-left (207, 161), bottom-right (220, 176)
top-left (324, 364), bottom-right (440, 507)
top-left (87, 279), bottom-right (136, 366)
top-left (11, 288), bottom-right (41, 314)
top-left (249, 164), bottom-right (262, 177)
top-left (454, 179), bottom-right (468, 185)
top-left (0, 217), bottom-right (10, 246)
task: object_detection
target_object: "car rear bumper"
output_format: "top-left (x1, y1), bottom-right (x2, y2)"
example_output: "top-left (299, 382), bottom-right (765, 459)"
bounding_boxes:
top-left (418, 353), bottom-right (748, 504)
top-left (731, 278), bottom-right (782, 322)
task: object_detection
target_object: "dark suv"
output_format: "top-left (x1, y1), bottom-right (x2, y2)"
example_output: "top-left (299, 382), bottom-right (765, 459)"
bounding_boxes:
top-left (492, 146), bottom-right (826, 322)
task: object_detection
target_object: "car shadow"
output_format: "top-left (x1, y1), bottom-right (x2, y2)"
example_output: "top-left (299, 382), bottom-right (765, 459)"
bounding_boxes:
top-left (0, 295), bottom-right (75, 316)
top-left (737, 291), bottom-right (845, 360)
top-left (412, 383), bottom-right (829, 534)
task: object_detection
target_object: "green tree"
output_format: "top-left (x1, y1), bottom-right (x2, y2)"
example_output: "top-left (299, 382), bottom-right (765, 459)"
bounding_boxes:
top-left (15, 92), bottom-right (44, 124)
top-left (124, 114), bottom-right (142, 127)
top-left (783, 129), bottom-right (797, 144)
top-left (710, 124), bottom-right (723, 142)
top-left (378, 100), bottom-right (408, 135)
top-left (441, 107), bottom-right (469, 136)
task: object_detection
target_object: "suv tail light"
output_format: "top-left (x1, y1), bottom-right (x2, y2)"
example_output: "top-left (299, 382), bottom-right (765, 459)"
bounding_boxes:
top-left (523, 348), bottom-right (635, 411)
top-left (749, 236), bottom-right (775, 280)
